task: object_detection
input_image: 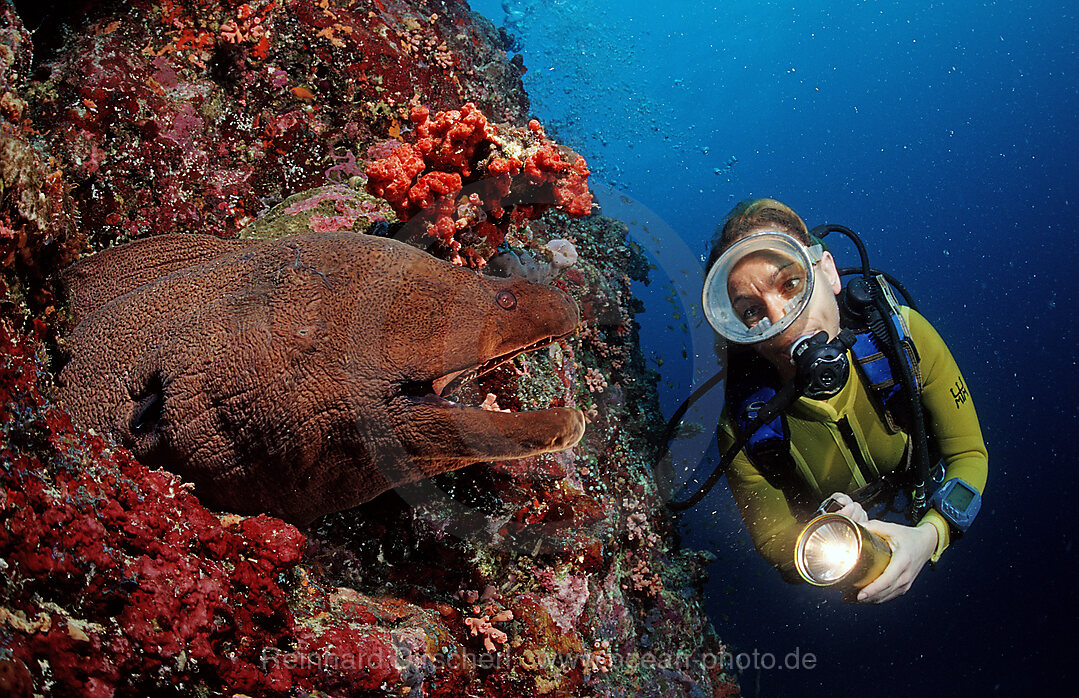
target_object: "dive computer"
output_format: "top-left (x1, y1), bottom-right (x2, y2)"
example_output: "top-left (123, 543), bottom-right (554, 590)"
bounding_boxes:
top-left (929, 478), bottom-right (981, 534)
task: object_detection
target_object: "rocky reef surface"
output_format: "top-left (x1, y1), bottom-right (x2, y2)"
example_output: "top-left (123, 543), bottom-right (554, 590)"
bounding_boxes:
top-left (0, 1), bottom-right (739, 695)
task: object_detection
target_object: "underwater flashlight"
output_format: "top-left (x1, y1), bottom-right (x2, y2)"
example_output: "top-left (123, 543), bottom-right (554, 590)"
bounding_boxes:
top-left (794, 513), bottom-right (892, 588)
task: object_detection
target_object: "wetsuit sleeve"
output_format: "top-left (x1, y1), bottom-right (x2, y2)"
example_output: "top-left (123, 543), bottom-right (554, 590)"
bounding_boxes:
top-left (904, 308), bottom-right (989, 561)
top-left (721, 422), bottom-right (803, 581)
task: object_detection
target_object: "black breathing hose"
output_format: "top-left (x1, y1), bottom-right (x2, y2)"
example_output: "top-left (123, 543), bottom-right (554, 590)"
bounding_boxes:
top-left (666, 380), bottom-right (799, 511)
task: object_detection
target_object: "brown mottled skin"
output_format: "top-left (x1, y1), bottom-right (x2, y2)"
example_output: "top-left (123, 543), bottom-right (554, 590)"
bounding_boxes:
top-left (58, 232), bottom-right (585, 525)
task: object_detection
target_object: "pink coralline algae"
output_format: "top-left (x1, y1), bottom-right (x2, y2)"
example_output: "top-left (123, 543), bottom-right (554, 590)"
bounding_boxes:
top-left (281, 185), bottom-right (390, 233)
top-left (366, 102), bottom-right (594, 267)
top-left (539, 574), bottom-right (592, 635)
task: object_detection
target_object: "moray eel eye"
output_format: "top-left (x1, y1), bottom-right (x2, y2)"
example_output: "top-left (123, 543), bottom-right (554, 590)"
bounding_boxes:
top-left (496, 290), bottom-right (517, 309)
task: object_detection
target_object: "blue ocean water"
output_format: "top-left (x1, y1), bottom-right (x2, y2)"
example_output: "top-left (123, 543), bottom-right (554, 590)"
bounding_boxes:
top-left (473, 1), bottom-right (1077, 695)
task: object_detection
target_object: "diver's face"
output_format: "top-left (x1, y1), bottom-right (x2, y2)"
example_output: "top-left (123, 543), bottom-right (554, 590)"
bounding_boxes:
top-left (726, 240), bottom-right (842, 378)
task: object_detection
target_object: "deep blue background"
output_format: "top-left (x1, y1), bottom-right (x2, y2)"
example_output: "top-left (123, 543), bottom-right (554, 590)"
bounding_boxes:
top-left (474, 1), bottom-right (1077, 695)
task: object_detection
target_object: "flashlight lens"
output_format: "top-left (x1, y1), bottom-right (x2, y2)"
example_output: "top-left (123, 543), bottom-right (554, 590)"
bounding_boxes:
top-left (801, 519), bottom-right (860, 583)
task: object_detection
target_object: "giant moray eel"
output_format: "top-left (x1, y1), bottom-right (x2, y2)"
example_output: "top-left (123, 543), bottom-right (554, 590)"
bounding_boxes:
top-left (58, 231), bottom-right (585, 525)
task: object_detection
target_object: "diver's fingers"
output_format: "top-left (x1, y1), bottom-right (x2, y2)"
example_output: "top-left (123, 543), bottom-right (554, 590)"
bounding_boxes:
top-left (825, 491), bottom-right (850, 508)
top-left (857, 520), bottom-right (929, 603)
top-left (856, 562), bottom-right (901, 603)
top-left (875, 572), bottom-right (917, 603)
top-left (856, 521), bottom-right (904, 602)
top-left (826, 492), bottom-right (869, 523)
top-left (867, 568), bottom-right (915, 604)
top-left (844, 500), bottom-right (869, 524)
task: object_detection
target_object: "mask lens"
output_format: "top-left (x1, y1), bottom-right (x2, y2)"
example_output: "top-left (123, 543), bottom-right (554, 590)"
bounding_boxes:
top-left (728, 248), bottom-right (807, 328)
top-left (703, 232), bottom-right (821, 344)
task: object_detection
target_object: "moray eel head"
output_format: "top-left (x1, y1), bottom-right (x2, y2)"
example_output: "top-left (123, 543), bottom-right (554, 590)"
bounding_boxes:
top-left (383, 263), bottom-right (586, 470)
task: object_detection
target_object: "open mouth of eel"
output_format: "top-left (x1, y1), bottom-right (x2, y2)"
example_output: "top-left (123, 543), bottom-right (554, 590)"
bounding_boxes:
top-left (403, 329), bottom-right (577, 409)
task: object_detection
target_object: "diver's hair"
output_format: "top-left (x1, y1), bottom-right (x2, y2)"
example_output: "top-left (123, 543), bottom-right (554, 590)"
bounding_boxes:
top-left (705, 198), bottom-right (810, 271)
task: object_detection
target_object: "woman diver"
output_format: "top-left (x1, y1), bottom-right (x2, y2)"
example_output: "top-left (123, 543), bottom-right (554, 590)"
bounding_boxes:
top-left (692, 198), bottom-right (988, 603)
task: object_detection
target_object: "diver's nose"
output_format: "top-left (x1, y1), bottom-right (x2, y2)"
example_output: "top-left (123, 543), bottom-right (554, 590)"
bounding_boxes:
top-left (763, 294), bottom-right (788, 325)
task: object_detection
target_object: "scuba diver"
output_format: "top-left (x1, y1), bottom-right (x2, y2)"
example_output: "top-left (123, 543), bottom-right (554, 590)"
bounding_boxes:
top-left (669, 198), bottom-right (988, 604)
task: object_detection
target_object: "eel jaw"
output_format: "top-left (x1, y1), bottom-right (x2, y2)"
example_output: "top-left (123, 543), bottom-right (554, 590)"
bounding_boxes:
top-left (431, 330), bottom-right (572, 401)
top-left (395, 329), bottom-right (585, 465)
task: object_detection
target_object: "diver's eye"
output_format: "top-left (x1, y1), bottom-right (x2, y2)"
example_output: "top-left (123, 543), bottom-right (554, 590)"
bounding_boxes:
top-left (782, 276), bottom-right (803, 295)
top-left (496, 290), bottom-right (517, 309)
top-left (740, 305), bottom-right (762, 326)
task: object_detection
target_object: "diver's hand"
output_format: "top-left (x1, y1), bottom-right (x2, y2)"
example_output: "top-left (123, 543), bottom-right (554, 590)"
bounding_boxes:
top-left (855, 521), bottom-right (938, 604)
top-left (823, 492), bottom-right (868, 523)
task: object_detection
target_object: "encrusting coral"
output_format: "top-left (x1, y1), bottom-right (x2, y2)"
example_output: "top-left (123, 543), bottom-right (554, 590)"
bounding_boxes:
top-left (0, 318), bottom-right (427, 696)
top-left (0, 1), bottom-right (740, 696)
top-left (0, 0), bottom-right (85, 333)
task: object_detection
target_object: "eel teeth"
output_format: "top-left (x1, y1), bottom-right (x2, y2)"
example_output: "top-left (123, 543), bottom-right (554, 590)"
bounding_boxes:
top-left (437, 330), bottom-right (575, 400)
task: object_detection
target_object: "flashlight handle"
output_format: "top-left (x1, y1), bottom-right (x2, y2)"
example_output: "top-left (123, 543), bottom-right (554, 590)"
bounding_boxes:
top-left (815, 495), bottom-right (845, 516)
top-left (814, 478), bottom-right (897, 519)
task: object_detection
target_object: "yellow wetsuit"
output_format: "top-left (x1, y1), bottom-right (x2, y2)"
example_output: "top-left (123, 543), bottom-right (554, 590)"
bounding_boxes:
top-left (721, 307), bottom-right (988, 580)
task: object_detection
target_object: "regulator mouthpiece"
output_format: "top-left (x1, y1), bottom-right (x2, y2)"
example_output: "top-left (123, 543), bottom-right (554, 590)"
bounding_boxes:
top-left (790, 330), bottom-right (852, 399)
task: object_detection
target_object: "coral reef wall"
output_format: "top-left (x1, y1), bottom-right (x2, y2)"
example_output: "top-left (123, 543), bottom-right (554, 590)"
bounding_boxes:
top-left (0, 1), bottom-right (738, 696)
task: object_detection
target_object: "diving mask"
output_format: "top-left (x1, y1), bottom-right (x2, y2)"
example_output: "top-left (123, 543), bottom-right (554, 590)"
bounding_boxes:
top-left (702, 231), bottom-right (824, 344)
